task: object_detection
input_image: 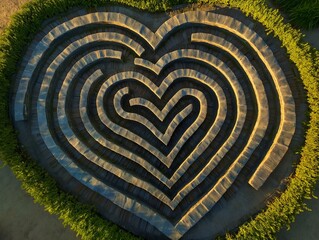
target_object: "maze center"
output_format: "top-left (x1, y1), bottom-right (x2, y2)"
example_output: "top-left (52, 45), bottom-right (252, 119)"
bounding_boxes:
top-left (11, 5), bottom-right (307, 240)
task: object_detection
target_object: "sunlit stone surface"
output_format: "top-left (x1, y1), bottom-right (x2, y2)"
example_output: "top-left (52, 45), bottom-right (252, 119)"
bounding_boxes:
top-left (11, 7), bottom-right (305, 239)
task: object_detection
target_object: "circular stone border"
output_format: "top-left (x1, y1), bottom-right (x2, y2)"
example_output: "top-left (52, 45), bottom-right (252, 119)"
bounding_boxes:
top-left (0, 0), bottom-right (318, 239)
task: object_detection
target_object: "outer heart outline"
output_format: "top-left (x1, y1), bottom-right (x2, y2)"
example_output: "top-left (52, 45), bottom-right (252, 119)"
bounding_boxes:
top-left (14, 10), bottom-right (296, 239)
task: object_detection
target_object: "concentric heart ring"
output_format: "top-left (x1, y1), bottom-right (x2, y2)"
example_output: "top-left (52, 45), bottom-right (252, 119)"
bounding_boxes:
top-left (12, 8), bottom-right (299, 239)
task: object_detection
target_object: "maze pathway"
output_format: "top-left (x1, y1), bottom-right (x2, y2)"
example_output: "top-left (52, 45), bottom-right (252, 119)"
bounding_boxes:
top-left (11, 7), bottom-right (305, 240)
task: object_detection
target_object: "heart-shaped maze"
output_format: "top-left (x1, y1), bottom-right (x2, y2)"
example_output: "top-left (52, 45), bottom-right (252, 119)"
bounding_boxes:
top-left (11, 6), bottom-right (305, 240)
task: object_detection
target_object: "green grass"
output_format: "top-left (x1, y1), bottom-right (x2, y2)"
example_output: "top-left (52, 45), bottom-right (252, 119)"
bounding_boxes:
top-left (0, 0), bottom-right (318, 239)
top-left (273, 0), bottom-right (319, 29)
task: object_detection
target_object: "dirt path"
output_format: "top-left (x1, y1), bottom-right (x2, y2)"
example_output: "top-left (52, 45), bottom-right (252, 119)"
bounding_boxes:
top-left (0, 163), bottom-right (79, 240)
top-left (0, 0), bottom-right (29, 32)
top-left (0, 1), bottom-right (318, 240)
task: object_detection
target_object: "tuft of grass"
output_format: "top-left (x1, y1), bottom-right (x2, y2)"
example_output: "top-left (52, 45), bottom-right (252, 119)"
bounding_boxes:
top-left (289, 2), bottom-right (319, 29)
top-left (273, 0), bottom-right (319, 29)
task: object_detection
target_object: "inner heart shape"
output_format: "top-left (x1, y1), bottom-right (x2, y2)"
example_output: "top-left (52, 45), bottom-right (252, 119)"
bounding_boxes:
top-left (115, 87), bottom-right (196, 147)
top-left (12, 8), bottom-right (297, 240)
top-left (96, 69), bottom-right (226, 170)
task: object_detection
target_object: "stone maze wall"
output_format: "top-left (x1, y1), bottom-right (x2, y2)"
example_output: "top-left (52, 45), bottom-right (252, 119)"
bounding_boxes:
top-left (11, 7), bottom-right (306, 239)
